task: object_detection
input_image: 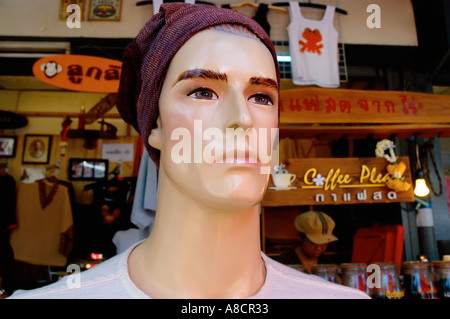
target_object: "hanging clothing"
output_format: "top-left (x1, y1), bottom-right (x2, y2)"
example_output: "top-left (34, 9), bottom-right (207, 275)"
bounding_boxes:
top-left (220, 4), bottom-right (270, 36)
top-left (86, 177), bottom-right (136, 258)
top-left (9, 180), bottom-right (73, 267)
top-left (153, 0), bottom-right (195, 16)
top-left (113, 151), bottom-right (158, 254)
top-left (0, 172), bottom-right (16, 294)
top-left (0, 231), bottom-right (15, 293)
top-left (0, 172), bottom-right (16, 232)
top-left (152, 0), bottom-right (163, 15)
top-left (252, 4), bottom-right (271, 36)
top-left (287, 2), bottom-right (339, 88)
top-left (130, 151), bottom-right (158, 234)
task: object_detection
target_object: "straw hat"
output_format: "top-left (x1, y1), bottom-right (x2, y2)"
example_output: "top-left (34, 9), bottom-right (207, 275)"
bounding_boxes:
top-left (294, 211), bottom-right (338, 245)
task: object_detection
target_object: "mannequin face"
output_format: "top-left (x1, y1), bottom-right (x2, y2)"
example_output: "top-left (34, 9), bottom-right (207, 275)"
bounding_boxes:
top-left (149, 28), bottom-right (278, 209)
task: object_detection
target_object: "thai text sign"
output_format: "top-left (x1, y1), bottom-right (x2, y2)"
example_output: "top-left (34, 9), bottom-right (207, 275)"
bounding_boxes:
top-left (263, 157), bottom-right (414, 206)
top-left (32, 55), bottom-right (121, 93)
top-left (279, 87), bottom-right (450, 124)
top-left (102, 143), bottom-right (134, 162)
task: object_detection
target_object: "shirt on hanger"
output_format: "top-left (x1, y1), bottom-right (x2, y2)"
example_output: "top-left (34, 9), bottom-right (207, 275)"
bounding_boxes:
top-left (253, 4), bottom-right (271, 36)
top-left (10, 181), bottom-right (73, 267)
top-left (287, 1), bottom-right (340, 88)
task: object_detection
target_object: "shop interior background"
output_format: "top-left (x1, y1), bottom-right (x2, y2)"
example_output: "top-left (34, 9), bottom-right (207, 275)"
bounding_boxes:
top-left (0, 0), bottom-right (449, 296)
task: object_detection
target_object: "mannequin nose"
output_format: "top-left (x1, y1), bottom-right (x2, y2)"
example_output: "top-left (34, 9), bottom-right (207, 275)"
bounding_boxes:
top-left (224, 94), bottom-right (253, 130)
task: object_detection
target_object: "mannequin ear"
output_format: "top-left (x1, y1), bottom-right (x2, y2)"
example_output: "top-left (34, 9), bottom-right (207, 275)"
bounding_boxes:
top-left (147, 116), bottom-right (162, 150)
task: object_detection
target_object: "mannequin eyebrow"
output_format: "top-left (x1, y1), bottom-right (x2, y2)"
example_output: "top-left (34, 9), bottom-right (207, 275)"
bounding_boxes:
top-left (174, 69), bottom-right (277, 90)
top-left (249, 77), bottom-right (278, 89)
top-left (175, 69), bottom-right (227, 85)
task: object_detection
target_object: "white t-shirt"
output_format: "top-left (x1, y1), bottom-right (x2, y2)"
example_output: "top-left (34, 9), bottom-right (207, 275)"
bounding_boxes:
top-left (9, 242), bottom-right (370, 299)
top-left (287, 2), bottom-right (340, 88)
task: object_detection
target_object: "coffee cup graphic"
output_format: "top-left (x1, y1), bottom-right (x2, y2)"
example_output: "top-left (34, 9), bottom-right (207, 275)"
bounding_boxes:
top-left (271, 173), bottom-right (296, 188)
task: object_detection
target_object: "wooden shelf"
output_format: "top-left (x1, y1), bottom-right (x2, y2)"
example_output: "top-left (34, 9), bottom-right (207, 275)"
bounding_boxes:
top-left (279, 123), bottom-right (450, 140)
top-left (67, 129), bottom-right (116, 140)
top-left (278, 87), bottom-right (450, 140)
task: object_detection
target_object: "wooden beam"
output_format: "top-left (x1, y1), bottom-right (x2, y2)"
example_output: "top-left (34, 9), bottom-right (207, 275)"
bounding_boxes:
top-left (16, 112), bottom-right (121, 119)
top-left (280, 87), bottom-right (450, 125)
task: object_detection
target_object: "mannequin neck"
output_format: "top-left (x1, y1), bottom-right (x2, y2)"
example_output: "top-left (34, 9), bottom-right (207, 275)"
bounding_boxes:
top-left (128, 164), bottom-right (266, 298)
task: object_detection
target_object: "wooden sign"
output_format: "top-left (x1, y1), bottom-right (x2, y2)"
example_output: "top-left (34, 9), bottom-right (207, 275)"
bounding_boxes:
top-left (32, 55), bottom-right (121, 93)
top-left (88, 0), bottom-right (122, 21)
top-left (280, 87), bottom-right (450, 124)
top-left (263, 157), bottom-right (414, 206)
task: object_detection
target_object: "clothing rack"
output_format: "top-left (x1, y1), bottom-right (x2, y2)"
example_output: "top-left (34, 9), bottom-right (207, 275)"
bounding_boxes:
top-left (228, 1), bottom-right (287, 13)
top-left (136, 0), bottom-right (347, 15)
top-left (272, 1), bottom-right (348, 15)
top-left (136, 0), bottom-right (215, 6)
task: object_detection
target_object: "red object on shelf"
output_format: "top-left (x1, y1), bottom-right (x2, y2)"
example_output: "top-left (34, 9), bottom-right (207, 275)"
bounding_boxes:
top-left (90, 252), bottom-right (103, 260)
top-left (351, 225), bottom-right (404, 266)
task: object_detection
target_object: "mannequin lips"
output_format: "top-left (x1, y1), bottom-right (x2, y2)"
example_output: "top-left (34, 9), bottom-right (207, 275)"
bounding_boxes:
top-left (214, 148), bottom-right (260, 164)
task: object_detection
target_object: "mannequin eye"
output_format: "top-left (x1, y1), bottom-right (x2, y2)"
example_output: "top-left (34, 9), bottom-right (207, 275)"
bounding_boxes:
top-left (187, 87), bottom-right (218, 100)
top-left (249, 94), bottom-right (273, 106)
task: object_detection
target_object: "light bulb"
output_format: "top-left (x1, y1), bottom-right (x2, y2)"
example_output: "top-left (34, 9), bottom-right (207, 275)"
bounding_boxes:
top-left (414, 178), bottom-right (430, 197)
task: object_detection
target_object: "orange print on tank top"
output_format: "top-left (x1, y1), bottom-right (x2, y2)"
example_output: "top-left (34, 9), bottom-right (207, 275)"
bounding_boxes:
top-left (299, 28), bottom-right (323, 55)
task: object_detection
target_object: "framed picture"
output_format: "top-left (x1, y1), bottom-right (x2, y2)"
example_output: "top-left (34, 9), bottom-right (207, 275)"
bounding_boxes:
top-left (0, 136), bottom-right (17, 158)
top-left (59, 0), bottom-right (86, 21)
top-left (88, 0), bottom-right (122, 21)
top-left (22, 135), bottom-right (52, 164)
top-left (68, 158), bottom-right (109, 181)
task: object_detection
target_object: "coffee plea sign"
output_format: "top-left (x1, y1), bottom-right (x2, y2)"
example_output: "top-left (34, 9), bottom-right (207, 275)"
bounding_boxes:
top-left (263, 157), bottom-right (414, 206)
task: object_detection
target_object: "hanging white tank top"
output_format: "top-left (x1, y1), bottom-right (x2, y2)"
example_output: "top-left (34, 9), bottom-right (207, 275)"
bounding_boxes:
top-left (152, 0), bottom-right (196, 15)
top-left (287, 2), bottom-right (339, 88)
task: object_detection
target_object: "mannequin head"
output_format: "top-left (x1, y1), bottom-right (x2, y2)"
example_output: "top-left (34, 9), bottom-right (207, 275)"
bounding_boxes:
top-left (117, 3), bottom-right (280, 209)
top-left (148, 26), bottom-right (278, 208)
top-left (117, 3), bottom-right (280, 167)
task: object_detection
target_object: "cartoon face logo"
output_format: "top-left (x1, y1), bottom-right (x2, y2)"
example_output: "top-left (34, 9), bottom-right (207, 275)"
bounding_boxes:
top-left (93, 5), bottom-right (117, 18)
top-left (299, 28), bottom-right (323, 55)
top-left (40, 61), bottom-right (63, 78)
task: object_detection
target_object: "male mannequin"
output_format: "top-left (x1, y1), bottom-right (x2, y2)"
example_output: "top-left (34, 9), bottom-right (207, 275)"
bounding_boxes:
top-left (9, 4), bottom-right (369, 299)
top-left (127, 25), bottom-right (278, 298)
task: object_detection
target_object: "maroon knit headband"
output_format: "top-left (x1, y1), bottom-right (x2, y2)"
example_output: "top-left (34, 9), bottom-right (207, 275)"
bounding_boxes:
top-left (116, 3), bottom-right (280, 167)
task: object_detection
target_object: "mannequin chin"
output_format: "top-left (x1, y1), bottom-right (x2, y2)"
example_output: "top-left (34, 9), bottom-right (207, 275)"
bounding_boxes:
top-left (148, 28), bottom-right (278, 211)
